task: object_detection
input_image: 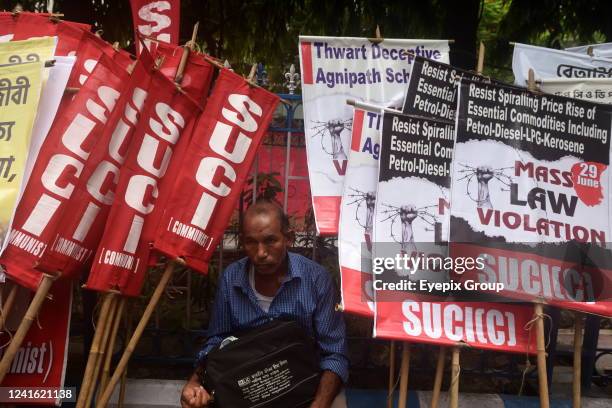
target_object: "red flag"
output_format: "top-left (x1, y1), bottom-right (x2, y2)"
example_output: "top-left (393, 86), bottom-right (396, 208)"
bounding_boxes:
top-left (0, 55), bottom-right (128, 291)
top-left (153, 42), bottom-right (214, 105)
top-left (0, 280), bottom-right (73, 403)
top-left (36, 51), bottom-right (156, 281)
top-left (12, 12), bottom-right (91, 53)
top-left (68, 31), bottom-right (134, 88)
top-left (375, 296), bottom-right (537, 354)
top-left (0, 12), bottom-right (16, 40)
top-left (153, 69), bottom-right (280, 273)
top-left (86, 69), bottom-right (200, 296)
top-left (130, 0), bottom-right (180, 55)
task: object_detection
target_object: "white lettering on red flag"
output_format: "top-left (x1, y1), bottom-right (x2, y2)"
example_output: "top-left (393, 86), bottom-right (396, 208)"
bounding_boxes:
top-left (130, 0), bottom-right (180, 55)
top-left (87, 69), bottom-right (200, 296)
top-left (153, 69), bottom-right (280, 273)
top-left (0, 55), bottom-right (128, 291)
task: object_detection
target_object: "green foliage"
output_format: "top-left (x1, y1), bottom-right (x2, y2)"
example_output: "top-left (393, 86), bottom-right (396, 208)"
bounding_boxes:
top-left (7, 0), bottom-right (612, 77)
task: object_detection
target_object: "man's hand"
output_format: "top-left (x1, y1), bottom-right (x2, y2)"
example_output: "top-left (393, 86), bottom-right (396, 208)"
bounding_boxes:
top-left (180, 374), bottom-right (213, 408)
top-left (309, 370), bottom-right (342, 408)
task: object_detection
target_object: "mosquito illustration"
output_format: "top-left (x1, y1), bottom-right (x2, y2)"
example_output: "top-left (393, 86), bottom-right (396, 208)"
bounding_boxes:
top-left (457, 164), bottom-right (513, 208)
top-left (346, 188), bottom-right (376, 251)
top-left (310, 118), bottom-right (352, 161)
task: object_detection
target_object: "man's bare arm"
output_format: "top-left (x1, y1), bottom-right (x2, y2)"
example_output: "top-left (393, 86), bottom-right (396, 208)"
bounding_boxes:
top-left (309, 370), bottom-right (342, 408)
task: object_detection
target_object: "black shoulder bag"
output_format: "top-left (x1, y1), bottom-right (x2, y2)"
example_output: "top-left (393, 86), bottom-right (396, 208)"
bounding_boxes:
top-left (203, 320), bottom-right (320, 408)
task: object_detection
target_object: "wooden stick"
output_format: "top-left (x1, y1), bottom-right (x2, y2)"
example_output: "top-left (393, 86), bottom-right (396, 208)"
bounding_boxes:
top-left (85, 295), bottom-right (119, 408)
top-left (431, 346), bottom-right (446, 408)
top-left (175, 22), bottom-right (199, 84)
top-left (0, 284), bottom-right (18, 329)
top-left (573, 312), bottom-right (583, 408)
top-left (534, 303), bottom-right (550, 408)
top-left (477, 41), bottom-right (485, 75)
top-left (449, 347), bottom-right (460, 408)
top-left (397, 343), bottom-right (411, 408)
top-left (118, 299), bottom-right (133, 408)
top-left (0, 274), bottom-right (55, 382)
top-left (97, 261), bottom-right (177, 407)
top-left (75, 293), bottom-right (116, 408)
top-left (247, 64), bottom-right (257, 82)
top-left (99, 297), bottom-right (126, 400)
top-left (387, 341), bottom-right (396, 408)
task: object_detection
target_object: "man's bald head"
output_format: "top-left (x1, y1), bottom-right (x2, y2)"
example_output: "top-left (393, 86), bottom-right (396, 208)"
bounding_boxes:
top-left (242, 200), bottom-right (291, 236)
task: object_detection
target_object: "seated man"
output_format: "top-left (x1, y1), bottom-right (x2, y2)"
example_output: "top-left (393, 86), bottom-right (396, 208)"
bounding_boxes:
top-left (181, 200), bottom-right (348, 408)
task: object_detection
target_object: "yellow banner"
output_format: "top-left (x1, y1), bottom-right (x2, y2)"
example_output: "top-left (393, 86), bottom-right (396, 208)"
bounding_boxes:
top-left (0, 62), bottom-right (44, 243)
top-left (0, 37), bottom-right (57, 66)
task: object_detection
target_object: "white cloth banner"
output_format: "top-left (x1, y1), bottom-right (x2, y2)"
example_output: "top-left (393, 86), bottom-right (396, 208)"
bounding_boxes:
top-left (338, 107), bottom-right (380, 316)
top-left (0, 56), bottom-right (74, 257)
top-left (512, 43), bottom-right (612, 86)
top-left (566, 42), bottom-right (612, 58)
top-left (299, 36), bottom-right (449, 235)
top-left (540, 77), bottom-right (612, 104)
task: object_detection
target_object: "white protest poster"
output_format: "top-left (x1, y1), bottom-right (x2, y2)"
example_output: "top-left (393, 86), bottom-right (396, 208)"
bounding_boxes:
top-left (449, 78), bottom-right (612, 317)
top-left (299, 36), bottom-right (449, 235)
top-left (540, 77), bottom-right (612, 104)
top-left (371, 110), bottom-right (536, 354)
top-left (512, 43), bottom-right (612, 86)
top-left (566, 42), bottom-right (612, 58)
top-left (338, 107), bottom-right (380, 316)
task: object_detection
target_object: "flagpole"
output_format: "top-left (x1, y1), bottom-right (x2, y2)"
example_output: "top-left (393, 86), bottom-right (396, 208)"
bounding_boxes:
top-left (387, 341), bottom-right (395, 408)
top-left (430, 346), bottom-right (446, 408)
top-left (0, 284), bottom-right (18, 329)
top-left (76, 292), bottom-right (117, 408)
top-left (84, 294), bottom-right (119, 408)
top-left (0, 274), bottom-right (55, 382)
top-left (449, 347), bottom-right (460, 408)
top-left (573, 312), bottom-right (583, 408)
top-left (175, 22), bottom-right (199, 84)
top-left (96, 259), bottom-right (180, 407)
top-left (99, 297), bottom-right (126, 402)
top-left (397, 342), bottom-right (410, 408)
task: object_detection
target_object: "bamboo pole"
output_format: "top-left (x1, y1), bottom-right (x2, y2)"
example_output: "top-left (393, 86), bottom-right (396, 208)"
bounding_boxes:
top-left (118, 299), bottom-right (133, 408)
top-left (534, 303), bottom-right (550, 408)
top-left (84, 295), bottom-right (119, 408)
top-left (387, 341), bottom-right (396, 408)
top-left (477, 41), bottom-right (485, 75)
top-left (0, 274), bottom-right (55, 382)
top-left (397, 343), bottom-right (411, 408)
top-left (449, 347), bottom-right (460, 408)
top-left (431, 346), bottom-right (446, 408)
top-left (175, 22), bottom-right (199, 84)
top-left (0, 284), bottom-right (18, 329)
top-left (99, 297), bottom-right (126, 401)
top-left (573, 312), bottom-right (583, 408)
top-left (97, 260), bottom-right (177, 407)
top-left (75, 293), bottom-right (116, 408)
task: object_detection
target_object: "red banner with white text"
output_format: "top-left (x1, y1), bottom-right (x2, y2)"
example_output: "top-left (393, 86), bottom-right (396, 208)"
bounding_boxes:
top-left (130, 0), bottom-right (180, 55)
top-left (375, 296), bottom-right (537, 354)
top-left (153, 69), bottom-right (280, 273)
top-left (86, 69), bottom-right (200, 296)
top-left (0, 281), bottom-right (72, 405)
top-left (36, 51), bottom-right (156, 280)
top-left (0, 55), bottom-right (127, 291)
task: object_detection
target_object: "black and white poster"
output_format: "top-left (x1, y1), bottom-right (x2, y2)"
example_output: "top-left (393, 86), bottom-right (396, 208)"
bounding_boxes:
top-left (450, 78), bottom-right (612, 315)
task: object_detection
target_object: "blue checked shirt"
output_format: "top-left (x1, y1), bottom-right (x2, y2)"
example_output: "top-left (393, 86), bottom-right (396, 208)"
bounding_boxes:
top-left (197, 252), bottom-right (349, 383)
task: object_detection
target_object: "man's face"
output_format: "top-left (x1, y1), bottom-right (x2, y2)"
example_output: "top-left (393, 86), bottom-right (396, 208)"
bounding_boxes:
top-left (242, 212), bottom-right (291, 276)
